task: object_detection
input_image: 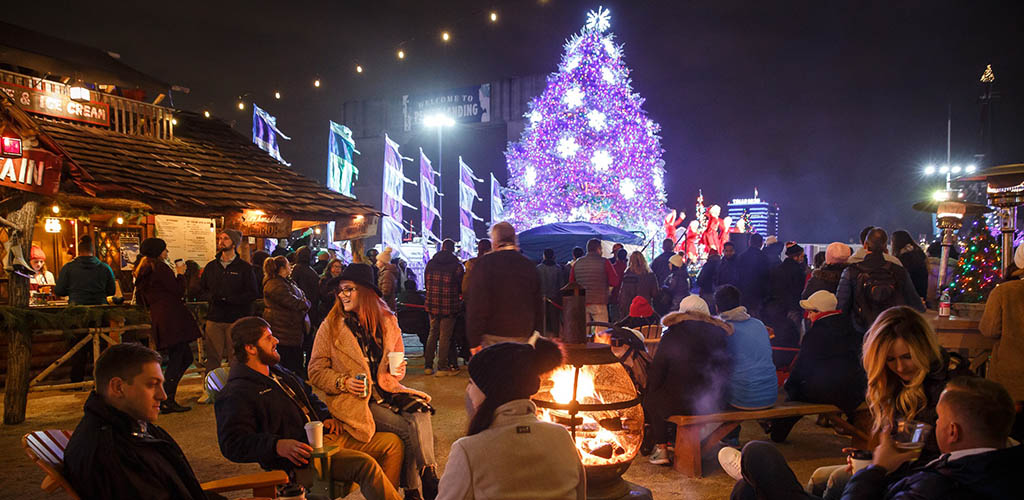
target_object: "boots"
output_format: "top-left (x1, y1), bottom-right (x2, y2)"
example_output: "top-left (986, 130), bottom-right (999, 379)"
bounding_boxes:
top-left (420, 465), bottom-right (439, 500)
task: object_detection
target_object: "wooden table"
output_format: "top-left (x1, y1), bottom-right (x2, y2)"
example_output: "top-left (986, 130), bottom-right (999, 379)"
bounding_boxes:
top-left (927, 313), bottom-right (996, 373)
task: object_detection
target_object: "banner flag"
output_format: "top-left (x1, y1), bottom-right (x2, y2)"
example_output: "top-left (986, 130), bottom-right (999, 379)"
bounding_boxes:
top-left (419, 148), bottom-right (442, 243)
top-left (327, 121), bottom-right (359, 197)
top-left (252, 104), bottom-right (291, 166)
top-left (459, 156), bottom-right (484, 256)
top-left (490, 173), bottom-right (504, 225)
top-left (382, 135), bottom-right (416, 252)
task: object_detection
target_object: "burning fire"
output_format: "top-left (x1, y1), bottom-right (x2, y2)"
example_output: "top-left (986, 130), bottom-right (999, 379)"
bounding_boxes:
top-left (537, 365), bottom-right (641, 466)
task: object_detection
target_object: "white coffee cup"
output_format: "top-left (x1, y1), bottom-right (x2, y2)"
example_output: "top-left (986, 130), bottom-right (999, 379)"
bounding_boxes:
top-left (388, 352), bottom-right (405, 376)
top-left (304, 421), bottom-right (323, 449)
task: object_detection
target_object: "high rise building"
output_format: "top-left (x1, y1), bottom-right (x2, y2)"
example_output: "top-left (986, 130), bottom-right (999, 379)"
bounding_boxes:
top-left (727, 189), bottom-right (779, 236)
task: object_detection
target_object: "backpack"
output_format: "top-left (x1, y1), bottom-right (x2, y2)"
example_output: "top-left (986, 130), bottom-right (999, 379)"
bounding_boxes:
top-left (852, 261), bottom-right (905, 327)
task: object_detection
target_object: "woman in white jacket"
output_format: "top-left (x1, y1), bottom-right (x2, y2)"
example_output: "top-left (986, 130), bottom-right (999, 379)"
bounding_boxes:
top-left (437, 335), bottom-right (586, 500)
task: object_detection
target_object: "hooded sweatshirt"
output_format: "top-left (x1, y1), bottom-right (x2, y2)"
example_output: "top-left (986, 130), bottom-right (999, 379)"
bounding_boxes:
top-left (54, 256), bottom-right (117, 305)
top-left (717, 306), bottom-right (779, 409)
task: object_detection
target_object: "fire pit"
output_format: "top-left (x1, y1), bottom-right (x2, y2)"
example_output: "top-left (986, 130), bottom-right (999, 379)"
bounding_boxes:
top-left (532, 342), bottom-right (652, 500)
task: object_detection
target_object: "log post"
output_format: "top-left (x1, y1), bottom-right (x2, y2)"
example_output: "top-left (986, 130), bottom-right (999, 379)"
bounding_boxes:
top-left (4, 198), bottom-right (39, 425)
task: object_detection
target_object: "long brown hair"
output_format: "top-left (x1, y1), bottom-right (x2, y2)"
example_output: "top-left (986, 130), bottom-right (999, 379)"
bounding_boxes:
top-left (325, 281), bottom-right (389, 342)
top-left (862, 306), bottom-right (943, 434)
top-left (627, 251), bottom-right (650, 275)
top-left (263, 256), bottom-right (289, 284)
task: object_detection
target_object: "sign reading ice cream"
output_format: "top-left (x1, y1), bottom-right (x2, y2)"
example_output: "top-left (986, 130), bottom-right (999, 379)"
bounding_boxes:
top-left (0, 81), bottom-right (110, 127)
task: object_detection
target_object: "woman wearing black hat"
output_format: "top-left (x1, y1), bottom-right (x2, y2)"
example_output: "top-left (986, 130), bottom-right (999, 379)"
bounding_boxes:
top-left (308, 263), bottom-right (438, 500)
top-left (133, 238), bottom-right (201, 413)
top-left (437, 336), bottom-right (585, 500)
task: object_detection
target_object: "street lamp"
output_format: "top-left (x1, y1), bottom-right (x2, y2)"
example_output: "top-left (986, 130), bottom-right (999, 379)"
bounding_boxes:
top-left (424, 113), bottom-right (455, 239)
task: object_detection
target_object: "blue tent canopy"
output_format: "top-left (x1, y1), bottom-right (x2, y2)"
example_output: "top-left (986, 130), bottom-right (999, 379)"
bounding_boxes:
top-left (517, 221), bottom-right (645, 263)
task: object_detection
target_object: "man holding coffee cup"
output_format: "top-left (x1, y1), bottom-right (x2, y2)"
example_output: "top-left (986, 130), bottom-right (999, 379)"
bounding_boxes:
top-left (216, 317), bottom-right (403, 500)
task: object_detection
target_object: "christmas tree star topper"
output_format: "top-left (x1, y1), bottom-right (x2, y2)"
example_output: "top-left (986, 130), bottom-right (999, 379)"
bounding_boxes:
top-left (586, 6), bottom-right (611, 33)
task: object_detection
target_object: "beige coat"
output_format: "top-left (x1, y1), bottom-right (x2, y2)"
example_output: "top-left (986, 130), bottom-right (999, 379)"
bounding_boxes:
top-left (979, 277), bottom-right (1024, 401)
top-left (308, 303), bottom-right (430, 442)
top-left (437, 399), bottom-right (585, 500)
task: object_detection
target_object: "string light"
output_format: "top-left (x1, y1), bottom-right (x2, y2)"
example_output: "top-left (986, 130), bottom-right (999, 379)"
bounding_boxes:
top-left (171, 118), bottom-right (178, 125)
top-left (237, 101), bottom-right (245, 110)
top-left (356, 65), bottom-right (364, 73)
top-left (314, 79), bottom-right (321, 88)
top-left (274, 91), bottom-right (281, 99)
top-left (397, 49), bottom-right (406, 60)
top-left (490, 11), bottom-right (498, 22)
top-left (203, 110), bottom-right (211, 118)
top-left (441, 31), bottom-right (450, 42)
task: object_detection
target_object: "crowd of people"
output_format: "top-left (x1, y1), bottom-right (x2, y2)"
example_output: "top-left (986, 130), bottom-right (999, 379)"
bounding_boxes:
top-left (51, 220), bottom-right (1024, 500)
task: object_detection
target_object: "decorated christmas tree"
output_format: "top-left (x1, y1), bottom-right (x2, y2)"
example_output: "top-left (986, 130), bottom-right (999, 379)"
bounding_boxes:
top-left (947, 217), bottom-right (1002, 303)
top-left (504, 7), bottom-right (666, 234)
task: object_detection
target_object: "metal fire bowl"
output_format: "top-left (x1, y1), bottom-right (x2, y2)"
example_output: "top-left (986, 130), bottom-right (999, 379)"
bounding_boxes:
top-left (585, 460), bottom-right (635, 500)
top-left (562, 342), bottom-right (622, 366)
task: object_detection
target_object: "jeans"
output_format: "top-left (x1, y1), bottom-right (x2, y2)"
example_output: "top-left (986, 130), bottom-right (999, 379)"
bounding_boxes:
top-left (329, 430), bottom-right (404, 500)
top-left (203, 321), bottom-right (233, 371)
top-left (162, 342), bottom-right (193, 402)
top-left (808, 465), bottom-right (851, 500)
top-left (586, 303), bottom-right (609, 334)
top-left (370, 401), bottom-right (435, 491)
top-left (730, 441), bottom-right (819, 500)
top-left (424, 314), bottom-right (456, 370)
top-left (277, 345), bottom-right (304, 377)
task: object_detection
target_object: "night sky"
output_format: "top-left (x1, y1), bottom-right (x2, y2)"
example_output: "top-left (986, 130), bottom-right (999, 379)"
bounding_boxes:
top-left (5, 0), bottom-right (1022, 242)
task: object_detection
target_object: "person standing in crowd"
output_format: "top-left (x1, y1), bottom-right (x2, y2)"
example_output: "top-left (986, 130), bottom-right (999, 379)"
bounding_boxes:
top-left (664, 254), bottom-right (691, 311)
top-left (132, 238), bottom-right (201, 413)
top-left (262, 256), bottom-right (311, 376)
top-left (461, 239), bottom-right (492, 294)
top-left (376, 247), bottom-right (400, 310)
top-left (569, 239), bottom-right (621, 329)
top-left (55, 234), bottom-right (117, 383)
top-left (466, 222), bottom-right (543, 350)
top-left (696, 248), bottom-right (722, 308)
top-left (313, 250), bottom-right (331, 275)
top-left (848, 226), bottom-right (903, 267)
top-left (308, 263), bottom-right (438, 500)
top-left (763, 244), bottom-right (807, 352)
top-left (716, 241), bottom-right (741, 289)
top-left (199, 228), bottom-right (259, 387)
top-left (291, 246), bottom-right (322, 364)
top-left (801, 242), bottom-right (851, 299)
top-left (891, 230), bottom-right (929, 300)
top-left (318, 258), bottom-right (346, 322)
top-left (618, 251), bottom-right (659, 321)
top-left (836, 228), bottom-right (924, 333)
top-left (28, 245), bottom-right (55, 286)
top-left (182, 260), bottom-right (203, 302)
top-left (650, 238), bottom-right (675, 288)
top-left (424, 239), bottom-right (465, 376)
top-left (564, 246), bottom-right (585, 285)
top-left (925, 241), bottom-right (959, 308)
top-left (608, 247), bottom-right (629, 322)
top-left (714, 285), bottom-right (778, 413)
top-left (736, 233), bottom-right (771, 318)
top-left (216, 317), bottom-right (403, 500)
top-left (980, 244), bottom-right (1024, 412)
top-left (645, 296), bottom-right (733, 465)
top-left (440, 336), bottom-right (585, 500)
top-left (251, 251), bottom-right (270, 298)
top-left (767, 290), bottom-right (865, 443)
top-left (536, 248), bottom-right (565, 336)
top-left (63, 344), bottom-right (210, 499)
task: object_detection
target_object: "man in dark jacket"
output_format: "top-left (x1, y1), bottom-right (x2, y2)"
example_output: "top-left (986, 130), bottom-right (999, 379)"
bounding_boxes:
top-left (216, 317), bottom-right (402, 500)
top-left (650, 238), bottom-right (675, 287)
top-left (55, 234), bottom-right (118, 382)
top-left (836, 229), bottom-right (923, 333)
top-left (696, 249), bottom-right (722, 307)
top-left (716, 242), bottom-right (741, 289)
top-left (736, 233), bottom-right (771, 318)
top-left (762, 244), bottom-right (807, 354)
top-left (465, 222), bottom-right (542, 350)
top-left (199, 229), bottom-right (259, 377)
top-left (424, 239), bottom-right (465, 376)
top-left (290, 246), bottom-right (321, 369)
top-left (536, 248), bottom-right (565, 335)
top-left (64, 343), bottom-right (209, 500)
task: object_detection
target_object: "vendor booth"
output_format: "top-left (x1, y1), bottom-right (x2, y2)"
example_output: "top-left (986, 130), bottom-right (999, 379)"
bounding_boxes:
top-left (517, 221), bottom-right (645, 263)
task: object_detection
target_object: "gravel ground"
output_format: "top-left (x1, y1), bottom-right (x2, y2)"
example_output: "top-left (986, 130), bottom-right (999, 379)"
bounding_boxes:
top-left (1, 348), bottom-right (850, 500)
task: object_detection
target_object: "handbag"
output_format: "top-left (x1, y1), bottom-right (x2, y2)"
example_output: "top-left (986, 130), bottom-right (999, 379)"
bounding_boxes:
top-left (386, 393), bottom-right (435, 415)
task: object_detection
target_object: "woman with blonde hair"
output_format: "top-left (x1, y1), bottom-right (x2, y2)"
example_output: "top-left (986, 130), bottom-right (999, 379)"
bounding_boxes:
top-left (309, 263), bottom-right (438, 500)
top-left (618, 251), bottom-right (659, 319)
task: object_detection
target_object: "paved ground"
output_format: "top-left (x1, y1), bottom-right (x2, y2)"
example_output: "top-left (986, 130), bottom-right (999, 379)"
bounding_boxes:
top-left (0, 342), bottom-right (850, 499)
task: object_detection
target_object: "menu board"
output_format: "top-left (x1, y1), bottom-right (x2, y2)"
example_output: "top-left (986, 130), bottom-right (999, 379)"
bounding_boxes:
top-left (154, 215), bottom-right (216, 265)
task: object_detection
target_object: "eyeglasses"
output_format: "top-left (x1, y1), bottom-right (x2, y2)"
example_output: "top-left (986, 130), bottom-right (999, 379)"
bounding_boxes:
top-left (339, 286), bottom-right (357, 297)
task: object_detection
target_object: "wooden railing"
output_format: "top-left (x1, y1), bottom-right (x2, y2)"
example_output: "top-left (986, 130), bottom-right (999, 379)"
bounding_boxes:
top-left (0, 68), bottom-right (174, 140)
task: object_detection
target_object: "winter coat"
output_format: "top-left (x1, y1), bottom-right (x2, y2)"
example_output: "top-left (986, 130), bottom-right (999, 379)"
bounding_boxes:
top-left (801, 264), bottom-right (846, 299)
top-left (133, 258), bottom-right (201, 350)
top-left (696, 256), bottom-right (721, 296)
top-left (718, 306), bottom-right (778, 409)
top-left (378, 262), bottom-right (400, 310)
top-left (64, 392), bottom-right (207, 500)
top-left (896, 247), bottom-right (929, 299)
top-left (645, 312), bottom-right (734, 416)
top-left (979, 277), bottom-right (1024, 400)
top-left (54, 256), bottom-right (116, 305)
top-left (650, 251), bottom-right (674, 287)
top-left (716, 255), bottom-right (741, 289)
top-left (215, 363), bottom-right (331, 473)
top-left (318, 274), bottom-right (343, 320)
top-left (609, 258), bottom-right (627, 305)
top-left (569, 252), bottom-right (620, 305)
top-left (425, 250), bottom-right (465, 316)
top-left (437, 399), bottom-right (585, 500)
top-left (736, 248), bottom-right (772, 316)
top-left (200, 255), bottom-right (259, 323)
top-left (842, 445), bottom-right (1023, 500)
top-left (664, 267), bottom-right (691, 310)
top-left (537, 260), bottom-right (565, 301)
top-left (618, 270), bottom-right (659, 315)
top-left (465, 248), bottom-right (543, 347)
top-left (262, 276), bottom-right (310, 347)
top-left (768, 257), bottom-right (806, 313)
top-left (848, 247), bottom-right (903, 267)
top-left (783, 312), bottom-right (866, 414)
top-left (836, 252), bottom-right (924, 333)
top-left (308, 304), bottom-right (429, 443)
top-left (290, 263), bottom-right (321, 323)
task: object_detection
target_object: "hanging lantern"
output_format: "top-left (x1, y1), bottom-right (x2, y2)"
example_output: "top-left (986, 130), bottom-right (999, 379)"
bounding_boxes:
top-left (44, 218), bottom-right (62, 233)
top-left (69, 84), bottom-right (91, 102)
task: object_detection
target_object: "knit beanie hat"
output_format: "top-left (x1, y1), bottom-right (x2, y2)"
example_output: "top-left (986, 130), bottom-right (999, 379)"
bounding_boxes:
top-left (825, 242), bottom-right (852, 265)
top-left (220, 228), bottom-right (242, 248)
top-left (785, 243), bottom-right (804, 258)
top-left (629, 296), bottom-right (655, 318)
top-left (678, 295), bottom-right (710, 316)
top-left (30, 245), bottom-right (45, 261)
top-left (140, 238), bottom-right (167, 259)
top-left (469, 336), bottom-right (564, 404)
top-left (1015, 244), bottom-right (1024, 270)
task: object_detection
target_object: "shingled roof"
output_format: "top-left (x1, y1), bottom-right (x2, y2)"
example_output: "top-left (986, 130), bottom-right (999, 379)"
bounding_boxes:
top-left (32, 111), bottom-right (378, 220)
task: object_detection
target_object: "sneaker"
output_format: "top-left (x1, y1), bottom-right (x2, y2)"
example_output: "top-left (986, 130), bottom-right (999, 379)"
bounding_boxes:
top-left (423, 368), bottom-right (434, 375)
top-left (160, 401), bottom-right (192, 414)
top-left (718, 446), bottom-right (743, 481)
top-left (648, 446), bottom-right (671, 465)
top-left (435, 367), bottom-right (460, 377)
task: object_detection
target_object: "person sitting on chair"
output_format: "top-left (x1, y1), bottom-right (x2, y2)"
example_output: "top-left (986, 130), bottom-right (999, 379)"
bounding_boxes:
top-left (215, 317), bottom-right (403, 500)
top-left (63, 343), bottom-right (213, 499)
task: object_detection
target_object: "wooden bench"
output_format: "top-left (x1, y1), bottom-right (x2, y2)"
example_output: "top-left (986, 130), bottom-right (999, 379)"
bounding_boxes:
top-left (667, 402), bottom-right (869, 478)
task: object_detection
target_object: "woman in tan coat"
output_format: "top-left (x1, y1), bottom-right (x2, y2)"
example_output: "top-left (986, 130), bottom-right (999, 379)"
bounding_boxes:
top-left (980, 244), bottom-right (1024, 403)
top-left (309, 263), bottom-right (438, 500)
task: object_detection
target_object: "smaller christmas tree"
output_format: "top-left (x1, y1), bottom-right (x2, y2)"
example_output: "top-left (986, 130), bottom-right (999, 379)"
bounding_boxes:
top-left (947, 217), bottom-right (1002, 303)
top-left (739, 211), bottom-right (753, 234)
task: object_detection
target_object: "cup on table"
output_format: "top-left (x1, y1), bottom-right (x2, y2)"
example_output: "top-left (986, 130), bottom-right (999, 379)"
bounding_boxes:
top-left (304, 420), bottom-right (324, 450)
top-left (849, 449), bottom-right (873, 473)
top-left (387, 352), bottom-right (405, 376)
top-left (893, 419), bottom-right (932, 453)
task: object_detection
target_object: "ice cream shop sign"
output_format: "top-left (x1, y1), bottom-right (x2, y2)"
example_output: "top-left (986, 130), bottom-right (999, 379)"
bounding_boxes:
top-left (0, 148), bottom-right (62, 196)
